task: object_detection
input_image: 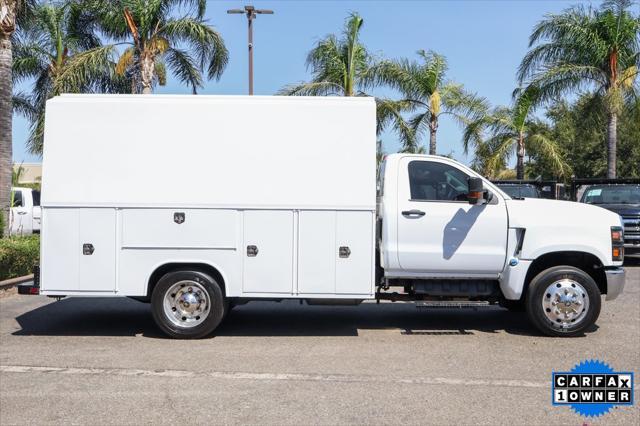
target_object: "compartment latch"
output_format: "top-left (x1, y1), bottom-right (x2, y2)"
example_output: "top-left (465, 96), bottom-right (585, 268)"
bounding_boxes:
top-left (339, 246), bottom-right (351, 258)
top-left (247, 245), bottom-right (259, 257)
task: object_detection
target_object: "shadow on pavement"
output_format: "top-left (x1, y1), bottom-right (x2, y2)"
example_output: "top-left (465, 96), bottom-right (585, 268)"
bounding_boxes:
top-left (8, 296), bottom-right (595, 339)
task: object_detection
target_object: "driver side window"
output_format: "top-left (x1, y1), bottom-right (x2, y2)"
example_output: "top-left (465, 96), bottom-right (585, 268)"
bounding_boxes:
top-left (408, 160), bottom-right (469, 201)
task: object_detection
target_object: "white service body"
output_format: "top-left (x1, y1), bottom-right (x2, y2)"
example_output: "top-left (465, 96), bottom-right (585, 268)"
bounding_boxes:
top-left (40, 95), bottom-right (376, 297)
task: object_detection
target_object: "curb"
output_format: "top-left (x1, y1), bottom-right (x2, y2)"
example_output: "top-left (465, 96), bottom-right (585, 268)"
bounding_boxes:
top-left (0, 274), bottom-right (34, 291)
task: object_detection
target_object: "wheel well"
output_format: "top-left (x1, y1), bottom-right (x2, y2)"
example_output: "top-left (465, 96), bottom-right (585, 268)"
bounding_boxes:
top-left (522, 251), bottom-right (606, 300)
top-left (144, 263), bottom-right (227, 302)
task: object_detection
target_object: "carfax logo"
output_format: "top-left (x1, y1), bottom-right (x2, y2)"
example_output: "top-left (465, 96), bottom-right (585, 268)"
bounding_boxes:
top-left (552, 360), bottom-right (634, 417)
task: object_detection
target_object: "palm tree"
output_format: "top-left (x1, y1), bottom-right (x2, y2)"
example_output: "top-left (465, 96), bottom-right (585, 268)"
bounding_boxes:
top-left (90, 0), bottom-right (228, 94)
top-left (12, 1), bottom-right (122, 155)
top-left (1, 0), bottom-right (34, 237)
top-left (463, 87), bottom-right (571, 179)
top-left (280, 13), bottom-right (371, 97)
top-left (518, 0), bottom-right (639, 178)
top-left (366, 50), bottom-right (488, 155)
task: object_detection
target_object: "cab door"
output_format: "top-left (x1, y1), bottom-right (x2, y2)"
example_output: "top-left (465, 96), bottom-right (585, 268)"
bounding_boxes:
top-left (396, 157), bottom-right (508, 275)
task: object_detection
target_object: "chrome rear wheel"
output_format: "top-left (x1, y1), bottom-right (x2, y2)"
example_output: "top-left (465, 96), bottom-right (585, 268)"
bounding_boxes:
top-left (162, 280), bottom-right (210, 328)
top-left (151, 270), bottom-right (226, 339)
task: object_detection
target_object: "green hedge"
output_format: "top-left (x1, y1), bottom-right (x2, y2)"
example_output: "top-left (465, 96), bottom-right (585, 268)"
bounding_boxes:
top-left (0, 235), bottom-right (40, 281)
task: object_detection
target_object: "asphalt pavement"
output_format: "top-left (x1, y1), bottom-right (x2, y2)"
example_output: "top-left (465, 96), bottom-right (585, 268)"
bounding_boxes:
top-left (1, 261), bottom-right (639, 425)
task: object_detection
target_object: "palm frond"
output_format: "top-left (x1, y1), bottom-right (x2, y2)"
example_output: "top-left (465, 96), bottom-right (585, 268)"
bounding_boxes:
top-left (161, 17), bottom-right (228, 80)
top-left (164, 48), bottom-right (203, 93)
top-left (527, 64), bottom-right (608, 104)
top-left (283, 13), bottom-right (371, 97)
top-left (155, 61), bottom-right (167, 86)
top-left (416, 49), bottom-right (447, 94)
top-left (365, 59), bottom-right (423, 100)
top-left (527, 133), bottom-right (573, 178)
top-left (11, 27), bottom-right (53, 82)
top-left (278, 81), bottom-right (345, 96)
top-left (26, 108), bottom-right (46, 156)
top-left (376, 98), bottom-right (418, 152)
top-left (53, 45), bottom-right (117, 94)
top-left (115, 46), bottom-right (135, 75)
top-left (11, 92), bottom-right (38, 122)
top-left (305, 34), bottom-right (347, 89)
top-left (66, 1), bottom-right (102, 51)
top-left (484, 134), bottom-right (516, 177)
top-left (440, 83), bottom-right (489, 125)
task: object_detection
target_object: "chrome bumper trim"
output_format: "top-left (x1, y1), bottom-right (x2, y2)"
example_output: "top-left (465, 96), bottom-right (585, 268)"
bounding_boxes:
top-left (605, 267), bottom-right (626, 301)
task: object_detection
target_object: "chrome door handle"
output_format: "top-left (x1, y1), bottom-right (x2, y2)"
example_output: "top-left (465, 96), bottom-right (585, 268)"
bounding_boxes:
top-left (402, 209), bottom-right (425, 217)
top-left (17, 211), bottom-right (27, 215)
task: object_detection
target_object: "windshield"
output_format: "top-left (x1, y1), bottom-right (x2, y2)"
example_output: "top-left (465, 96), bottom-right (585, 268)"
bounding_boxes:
top-left (581, 185), bottom-right (640, 205)
top-left (497, 185), bottom-right (540, 198)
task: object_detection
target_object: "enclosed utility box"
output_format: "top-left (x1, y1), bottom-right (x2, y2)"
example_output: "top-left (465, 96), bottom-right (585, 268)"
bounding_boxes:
top-left (40, 95), bottom-right (377, 298)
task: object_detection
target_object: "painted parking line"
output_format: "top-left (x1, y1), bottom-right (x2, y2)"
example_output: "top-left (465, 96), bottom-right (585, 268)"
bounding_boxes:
top-left (1, 364), bottom-right (549, 389)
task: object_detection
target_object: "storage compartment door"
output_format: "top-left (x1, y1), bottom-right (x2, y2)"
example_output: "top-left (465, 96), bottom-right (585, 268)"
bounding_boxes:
top-left (243, 211), bottom-right (294, 294)
top-left (336, 211), bottom-right (374, 295)
top-left (41, 208), bottom-right (115, 292)
top-left (78, 209), bottom-right (116, 291)
top-left (41, 208), bottom-right (80, 291)
top-left (298, 211), bottom-right (336, 294)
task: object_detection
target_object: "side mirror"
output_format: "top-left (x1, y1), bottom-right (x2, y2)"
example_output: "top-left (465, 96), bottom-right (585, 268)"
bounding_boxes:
top-left (467, 177), bottom-right (487, 205)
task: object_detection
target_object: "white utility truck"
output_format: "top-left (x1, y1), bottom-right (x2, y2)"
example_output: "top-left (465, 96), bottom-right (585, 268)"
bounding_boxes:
top-left (20, 95), bottom-right (626, 338)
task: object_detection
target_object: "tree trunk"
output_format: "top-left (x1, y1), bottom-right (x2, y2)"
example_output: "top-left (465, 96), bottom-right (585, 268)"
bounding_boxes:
top-left (140, 52), bottom-right (155, 95)
top-left (606, 111), bottom-right (617, 179)
top-left (516, 133), bottom-right (525, 180)
top-left (429, 115), bottom-right (438, 155)
top-left (0, 32), bottom-right (12, 237)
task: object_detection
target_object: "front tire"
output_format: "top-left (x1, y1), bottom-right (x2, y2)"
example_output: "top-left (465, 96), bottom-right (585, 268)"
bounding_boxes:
top-left (151, 270), bottom-right (227, 339)
top-left (525, 266), bottom-right (601, 337)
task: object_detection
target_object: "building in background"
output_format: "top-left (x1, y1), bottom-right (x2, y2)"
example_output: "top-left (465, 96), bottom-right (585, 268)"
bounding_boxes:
top-left (13, 163), bottom-right (42, 185)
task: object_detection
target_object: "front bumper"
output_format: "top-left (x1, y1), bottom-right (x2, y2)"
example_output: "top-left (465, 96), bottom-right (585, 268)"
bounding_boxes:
top-left (605, 267), bottom-right (626, 301)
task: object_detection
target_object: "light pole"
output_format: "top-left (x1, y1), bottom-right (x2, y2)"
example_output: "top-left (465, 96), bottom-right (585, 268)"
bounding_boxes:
top-left (227, 5), bottom-right (274, 95)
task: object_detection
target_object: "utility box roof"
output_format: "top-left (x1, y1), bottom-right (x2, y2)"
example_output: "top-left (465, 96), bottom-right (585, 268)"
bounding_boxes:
top-left (42, 95), bottom-right (377, 210)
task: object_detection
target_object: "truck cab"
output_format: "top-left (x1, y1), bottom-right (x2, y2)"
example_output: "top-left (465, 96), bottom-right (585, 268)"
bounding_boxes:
top-left (378, 154), bottom-right (626, 337)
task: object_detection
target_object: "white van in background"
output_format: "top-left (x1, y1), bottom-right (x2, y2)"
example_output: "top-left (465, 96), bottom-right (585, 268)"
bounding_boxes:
top-left (10, 187), bottom-right (41, 235)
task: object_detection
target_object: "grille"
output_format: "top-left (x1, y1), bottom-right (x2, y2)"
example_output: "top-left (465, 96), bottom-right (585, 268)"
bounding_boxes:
top-left (622, 214), bottom-right (640, 241)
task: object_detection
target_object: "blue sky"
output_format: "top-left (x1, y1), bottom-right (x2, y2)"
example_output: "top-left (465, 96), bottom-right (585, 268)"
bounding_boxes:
top-left (12, 0), bottom-right (598, 164)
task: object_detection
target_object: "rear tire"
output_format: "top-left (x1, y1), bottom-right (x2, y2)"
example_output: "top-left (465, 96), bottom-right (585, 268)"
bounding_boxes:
top-left (151, 270), bottom-right (227, 339)
top-left (525, 265), bottom-right (601, 337)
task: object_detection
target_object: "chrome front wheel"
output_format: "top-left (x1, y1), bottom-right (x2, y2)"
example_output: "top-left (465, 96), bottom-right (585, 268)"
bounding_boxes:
top-left (526, 265), bottom-right (601, 337)
top-left (541, 279), bottom-right (590, 329)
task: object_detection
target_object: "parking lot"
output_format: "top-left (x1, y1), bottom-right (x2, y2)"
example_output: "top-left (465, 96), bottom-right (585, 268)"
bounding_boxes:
top-left (1, 261), bottom-right (638, 425)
